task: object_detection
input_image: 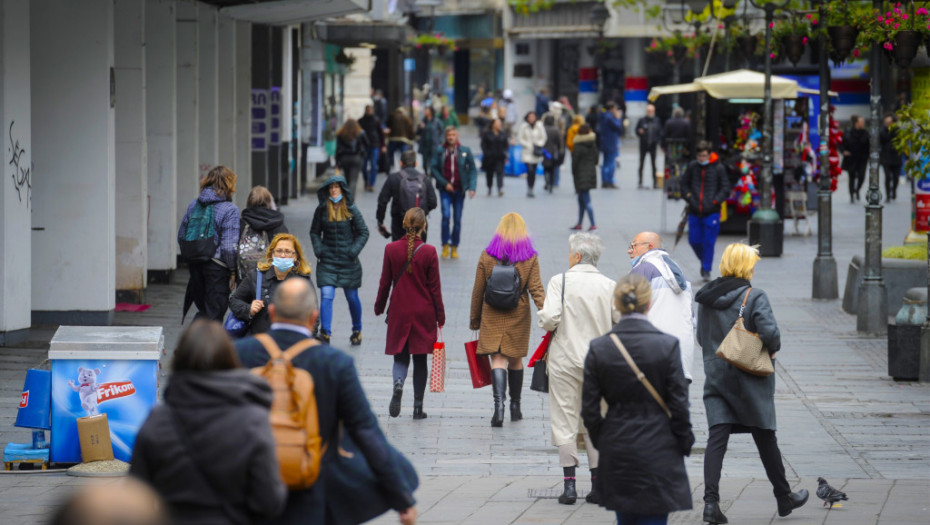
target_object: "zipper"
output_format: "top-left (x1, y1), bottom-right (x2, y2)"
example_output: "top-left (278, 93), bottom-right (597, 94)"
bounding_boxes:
top-left (699, 168), bottom-right (705, 214)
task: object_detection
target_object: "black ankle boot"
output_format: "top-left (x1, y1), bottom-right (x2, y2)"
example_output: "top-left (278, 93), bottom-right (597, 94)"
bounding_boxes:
top-left (777, 489), bottom-right (809, 517)
top-left (389, 379), bottom-right (403, 418)
top-left (558, 473), bottom-right (577, 505)
top-left (508, 369), bottom-right (523, 421)
top-left (703, 501), bottom-right (728, 524)
top-left (412, 397), bottom-right (427, 420)
top-left (585, 468), bottom-right (600, 504)
top-left (491, 369), bottom-right (507, 427)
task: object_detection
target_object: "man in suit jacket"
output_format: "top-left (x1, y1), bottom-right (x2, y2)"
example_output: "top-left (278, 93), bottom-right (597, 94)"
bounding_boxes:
top-left (430, 126), bottom-right (477, 260)
top-left (235, 278), bottom-right (418, 525)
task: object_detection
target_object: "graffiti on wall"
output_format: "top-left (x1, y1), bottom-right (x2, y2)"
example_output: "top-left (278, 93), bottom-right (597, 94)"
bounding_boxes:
top-left (8, 121), bottom-right (31, 206)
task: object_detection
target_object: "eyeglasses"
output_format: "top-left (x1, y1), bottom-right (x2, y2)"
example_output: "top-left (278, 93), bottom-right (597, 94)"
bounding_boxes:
top-left (273, 249), bottom-right (296, 257)
top-left (628, 241), bottom-right (649, 250)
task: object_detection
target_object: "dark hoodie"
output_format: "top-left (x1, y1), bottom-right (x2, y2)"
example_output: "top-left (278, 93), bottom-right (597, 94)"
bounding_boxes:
top-left (309, 175), bottom-right (370, 289)
top-left (240, 206), bottom-right (288, 241)
top-left (130, 369), bottom-right (286, 525)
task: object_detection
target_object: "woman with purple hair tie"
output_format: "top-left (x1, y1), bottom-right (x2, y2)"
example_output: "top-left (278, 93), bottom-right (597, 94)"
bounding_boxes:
top-left (470, 213), bottom-right (546, 427)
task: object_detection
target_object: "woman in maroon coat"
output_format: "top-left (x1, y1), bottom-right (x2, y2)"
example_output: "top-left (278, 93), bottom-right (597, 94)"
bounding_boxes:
top-left (375, 208), bottom-right (445, 420)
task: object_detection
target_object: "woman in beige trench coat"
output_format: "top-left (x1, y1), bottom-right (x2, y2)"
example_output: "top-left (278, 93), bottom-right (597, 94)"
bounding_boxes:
top-left (537, 232), bottom-right (618, 505)
top-left (470, 213), bottom-right (546, 428)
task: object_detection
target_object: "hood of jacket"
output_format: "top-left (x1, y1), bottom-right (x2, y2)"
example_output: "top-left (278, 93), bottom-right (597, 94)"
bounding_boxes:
top-left (694, 276), bottom-right (751, 309)
top-left (316, 174), bottom-right (354, 206)
top-left (573, 133), bottom-right (596, 145)
top-left (164, 369), bottom-right (273, 411)
top-left (636, 249), bottom-right (687, 294)
top-left (241, 206), bottom-right (285, 231)
top-left (197, 186), bottom-right (230, 205)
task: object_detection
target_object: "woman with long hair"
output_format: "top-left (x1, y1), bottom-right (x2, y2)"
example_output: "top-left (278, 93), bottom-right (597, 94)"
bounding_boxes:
top-left (236, 185), bottom-right (289, 283)
top-left (178, 165), bottom-right (240, 322)
top-left (694, 243), bottom-right (808, 523)
top-left (374, 208), bottom-right (445, 420)
top-left (335, 118), bottom-right (369, 194)
top-left (229, 233), bottom-right (313, 336)
top-left (517, 111), bottom-right (546, 197)
top-left (310, 175), bottom-right (370, 346)
top-left (469, 213), bottom-right (546, 427)
top-left (582, 274), bottom-right (693, 524)
top-left (130, 320), bottom-right (286, 524)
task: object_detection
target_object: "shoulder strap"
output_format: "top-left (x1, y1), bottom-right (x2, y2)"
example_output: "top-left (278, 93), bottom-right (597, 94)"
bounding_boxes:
top-left (393, 243), bottom-right (426, 284)
top-left (255, 333), bottom-right (282, 359)
top-left (609, 333), bottom-right (672, 419)
top-left (255, 271), bottom-right (263, 301)
top-left (282, 338), bottom-right (317, 362)
top-left (738, 287), bottom-right (752, 318)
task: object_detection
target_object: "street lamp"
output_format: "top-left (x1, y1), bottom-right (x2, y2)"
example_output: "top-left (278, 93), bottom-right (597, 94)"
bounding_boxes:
top-left (747, 0), bottom-right (790, 257)
top-left (812, 0), bottom-right (837, 300)
top-left (589, 2), bottom-right (611, 102)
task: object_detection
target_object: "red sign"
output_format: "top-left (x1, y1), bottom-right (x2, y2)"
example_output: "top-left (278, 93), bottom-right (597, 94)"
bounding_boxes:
top-left (96, 381), bottom-right (136, 404)
top-left (915, 178), bottom-right (930, 233)
top-left (19, 391), bottom-right (28, 408)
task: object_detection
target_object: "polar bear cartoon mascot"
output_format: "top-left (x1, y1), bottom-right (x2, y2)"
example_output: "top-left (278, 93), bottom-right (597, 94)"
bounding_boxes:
top-left (68, 367), bottom-right (102, 416)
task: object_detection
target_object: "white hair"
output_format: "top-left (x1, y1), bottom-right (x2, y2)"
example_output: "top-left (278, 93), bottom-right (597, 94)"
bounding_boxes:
top-left (569, 232), bottom-right (603, 267)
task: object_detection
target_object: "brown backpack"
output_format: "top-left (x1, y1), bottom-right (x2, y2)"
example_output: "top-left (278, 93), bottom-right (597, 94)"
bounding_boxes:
top-left (252, 334), bottom-right (324, 490)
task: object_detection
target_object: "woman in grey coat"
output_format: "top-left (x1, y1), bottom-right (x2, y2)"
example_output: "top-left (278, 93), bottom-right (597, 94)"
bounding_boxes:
top-left (694, 243), bottom-right (808, 524)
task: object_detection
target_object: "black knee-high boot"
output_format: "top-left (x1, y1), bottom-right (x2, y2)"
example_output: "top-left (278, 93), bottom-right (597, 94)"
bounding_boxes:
top-left (491, 369), bottom-right (507, 427)
top-left (508, 369), bottom-right (523, 421)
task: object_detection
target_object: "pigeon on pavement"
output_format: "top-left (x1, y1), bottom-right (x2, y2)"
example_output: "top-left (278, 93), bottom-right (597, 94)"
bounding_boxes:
top-left (816, 477), bottom-right (848, 508)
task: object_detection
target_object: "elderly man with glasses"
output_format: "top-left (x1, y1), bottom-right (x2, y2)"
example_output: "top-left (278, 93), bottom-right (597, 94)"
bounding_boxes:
top-left (628, 231), bottom-right (696, 385)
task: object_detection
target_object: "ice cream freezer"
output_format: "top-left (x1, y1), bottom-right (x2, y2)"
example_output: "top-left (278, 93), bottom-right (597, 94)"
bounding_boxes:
top-left (48, 326), bottom-right (163, 463)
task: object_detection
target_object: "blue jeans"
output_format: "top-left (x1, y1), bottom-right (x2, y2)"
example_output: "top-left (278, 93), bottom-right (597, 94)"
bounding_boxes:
top-left (319, 286), bottom-right (362, 335)
top-left (577, 191), bottom-right (595, 226)
top-left (615, 512), bottom-right (668, 525)
top-left (602, 149), bottom-right (619, 185)
top-left (688, 213), bottom-right (721, 273)
top-left (387, 142), bottom-right (407, 171)
top-left (363, 147), bottom-right (380, 187)
top-left (440, 190), bottom-right (466, 247)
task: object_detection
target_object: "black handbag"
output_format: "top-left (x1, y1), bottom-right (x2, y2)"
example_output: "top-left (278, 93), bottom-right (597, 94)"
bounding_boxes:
top-left (530, 273), bottom-right (565, 394)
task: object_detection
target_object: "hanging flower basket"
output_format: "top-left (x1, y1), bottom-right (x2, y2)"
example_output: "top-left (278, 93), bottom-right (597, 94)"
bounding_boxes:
top-left (780, 34), bottom-right (807, 65)
top-left (672, 44), bottom-right (687, 63)
top-left (827, 25), bottom-right (860, 64)
top-left (737, 35), bottom-right (758, 57)
top-left (892, 30), bottom-right (922, 67)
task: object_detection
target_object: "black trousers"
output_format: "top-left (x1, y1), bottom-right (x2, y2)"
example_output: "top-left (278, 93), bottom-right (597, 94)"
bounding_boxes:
top-left (485, 160), bottom-right (505, 191)
top-left (393, 346), bottom-right (428, 400)
top-left (638, 145), bottom-right (658, 186)
top-left (883, 163), bottom-right (900, 200)
top-left (526, 163), bottom-right (537, 190)
top-left (703, 423), bottom-right (791, 504)
top-left (848, 163), bottom-right (867, 197)
top-left (189, 261), bottom-right (231, 322)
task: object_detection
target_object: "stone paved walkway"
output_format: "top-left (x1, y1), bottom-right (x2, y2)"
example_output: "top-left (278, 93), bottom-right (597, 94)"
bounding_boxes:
top-left (0, 128), bottom-right (927, 524)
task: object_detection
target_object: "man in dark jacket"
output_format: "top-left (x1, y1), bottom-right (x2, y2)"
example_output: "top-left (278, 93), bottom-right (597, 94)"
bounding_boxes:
top-left (635, 104), bottom-right (663, 189)
top-left (358, 105), bottom-right (385, 192)
top-left (661, 107), bottom-right (694, 162)
top-left (377, 150), bottom-right (437, 241)
top-left (680, 141), bottom-right (730, 281)
top-left (880, 114), bottom-right (902, 201)
top-left (535, 87), bottom-right (550, 119)
top-left (235, 278), bottom-right (418, 525)
top-left (431, 126), bottom-right (477, 260)
top-left (417, 106), bottom-right (443, 177)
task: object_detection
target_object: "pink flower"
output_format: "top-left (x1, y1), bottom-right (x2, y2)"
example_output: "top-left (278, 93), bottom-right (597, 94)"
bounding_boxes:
top-left (853, 49), bottom-right (860, 57)
top-left (878, 15), bottom-right (884, 21)
top-left (770, 52), bottom-right (776, 58)
top-left (805, 13), bottom-right (811, 19)
top-left (667, 50), bottom-right (674, 57)
top-left (802, 36), bottom-right (808, 44)
top-left (416, 44), bottom-right (422, 49)
top-left (434, 33), bottom-right (441, 38)
top-left (902, 14), bottom-right (908, 20)
top-left (884, 42), bottom-right (894, 50)
top-left (718, 24), bottom-right (724, 29)
top-left (895, 23), bottom-right (900, 29)
top-left (811, 19), bottom-right (818, 25)
top-left (886, 19), bottom-right (893, 25)
top-left (651, 40), bottom-right (658, 48)
top-left (769, 22), bottom-right (774, 28)
top-left (894, 7), bottom-right (901, 14)
top-left (917, 7), bottom-right (928, 16)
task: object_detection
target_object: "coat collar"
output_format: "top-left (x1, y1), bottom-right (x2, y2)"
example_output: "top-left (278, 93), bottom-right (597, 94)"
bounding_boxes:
top-left (567, 263), bottom-right (601, 274)
top-left (613, 315), bottom-right (660, 334)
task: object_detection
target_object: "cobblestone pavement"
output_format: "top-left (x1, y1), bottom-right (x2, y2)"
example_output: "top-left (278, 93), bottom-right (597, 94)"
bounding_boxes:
top-left (0, 127), bottom-right (927, 524)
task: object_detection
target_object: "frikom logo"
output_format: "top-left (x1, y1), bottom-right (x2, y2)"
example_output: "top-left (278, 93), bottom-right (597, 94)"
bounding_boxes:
top-left (96, 381), bottom-right (136, 404)
top-left (19, 391), bottom-right (29, 408)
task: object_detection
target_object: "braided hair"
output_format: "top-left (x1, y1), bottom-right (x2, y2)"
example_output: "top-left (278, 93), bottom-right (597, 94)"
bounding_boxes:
top-left (613, 273), bottom-right (652, 315)
top-left (402, 207), bottom-right (427, 273)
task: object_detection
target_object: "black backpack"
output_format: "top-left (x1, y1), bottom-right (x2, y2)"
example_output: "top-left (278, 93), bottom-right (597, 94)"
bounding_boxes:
top-left (484, 257), bottom-right (524, 310)
top-left (397, 169), bottom-right (426, 211)
top-left (179, 202), bottom-right (217, 263)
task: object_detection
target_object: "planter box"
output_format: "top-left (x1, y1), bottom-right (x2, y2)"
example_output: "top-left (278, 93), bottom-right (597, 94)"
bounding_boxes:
top-left (887, 322), bottom-right (920, 381)
top-left (842, 255), bottom-right (927, 315)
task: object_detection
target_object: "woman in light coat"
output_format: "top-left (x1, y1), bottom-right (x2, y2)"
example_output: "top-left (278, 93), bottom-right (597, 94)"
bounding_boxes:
top-left (537, 233), bottom-right (617, 506)
top-left (517, 111), bottom-right (547, 198)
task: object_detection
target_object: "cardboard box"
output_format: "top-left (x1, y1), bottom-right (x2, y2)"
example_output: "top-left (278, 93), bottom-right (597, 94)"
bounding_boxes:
top-left (77, 414), bottom-right (114, 463)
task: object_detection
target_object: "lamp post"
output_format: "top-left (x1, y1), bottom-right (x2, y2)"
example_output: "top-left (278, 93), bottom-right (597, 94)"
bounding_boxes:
top-left (747, 0), bottom-right (790, 257)
top-left (663, 4), bottom-right (689, 107)
top-left (812, 0), bottom-right (837, 299)
top-left (589, 2), bottom-right (611, 103)
top-left (921, 218), bottom-right (930, 382)
top-left (856, 0), bottom-right (887, 334)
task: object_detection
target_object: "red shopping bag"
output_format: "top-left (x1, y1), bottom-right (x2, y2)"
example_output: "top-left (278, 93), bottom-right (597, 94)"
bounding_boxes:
top-left (430, 331), bottom-right (446, 393)
top-left (464, 338), bottom-right (492, 389)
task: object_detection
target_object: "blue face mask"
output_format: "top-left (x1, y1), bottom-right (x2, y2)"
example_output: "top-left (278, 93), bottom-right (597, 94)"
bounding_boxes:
top-left (329, 194), bottom-right (343, 203)
top-left (698, 159), bottom-right (709, 166)
top-left (272, 257), bottom-right (295, 272)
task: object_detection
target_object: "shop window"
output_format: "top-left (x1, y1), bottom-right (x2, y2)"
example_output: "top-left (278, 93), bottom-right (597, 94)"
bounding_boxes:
top-left (516, 43), bottom-right (530, 55)
top-left (514, 64), bottom-right (533, 78)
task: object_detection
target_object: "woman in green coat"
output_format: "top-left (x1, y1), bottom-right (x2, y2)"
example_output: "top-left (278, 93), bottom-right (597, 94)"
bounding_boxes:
top-left (310, 175), bottom-right (370, 345)
top-left (570, 125), bottom-right (598, 231)
top-left (439, 105), bottom-right (460, 129)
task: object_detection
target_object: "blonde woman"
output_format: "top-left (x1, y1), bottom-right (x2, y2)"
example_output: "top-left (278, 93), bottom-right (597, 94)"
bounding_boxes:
top-left (178, 166), bottom-right (239, 322)
top-left (228, 233), bottom-right (313, 336)
top-left (469, 213), bottom-right (546, 427)
top-left (310, 175), bottom-right (370, 345)
top-left (694, 244), bottom-right (808, 523)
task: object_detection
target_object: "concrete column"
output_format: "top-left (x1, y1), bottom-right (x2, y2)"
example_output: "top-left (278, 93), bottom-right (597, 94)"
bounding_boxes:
top-left (0, 0), bottom-right (32, 344)
top-left (198, 5), bottom-right (218, 178)
top-left (114, 0), bottom-right (147, 303)
top-left (234, 21), bottom-right (252, 203)
top-left (31, 0), bottom-right (115, 324)
top-left (176, 1), bottom-right (198, 231)
top-left (623, 38), bottom-right (648, 126)
top-left (217, 14), bottom-right (239, 205)
top-left (145, 0), bottom-right (177, 283)
top-left (251, 24), bottom-right (270, 189)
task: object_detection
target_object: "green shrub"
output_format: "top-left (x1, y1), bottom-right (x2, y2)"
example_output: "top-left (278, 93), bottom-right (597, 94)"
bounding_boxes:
top-left (882, 245), bottom-right (928, 260)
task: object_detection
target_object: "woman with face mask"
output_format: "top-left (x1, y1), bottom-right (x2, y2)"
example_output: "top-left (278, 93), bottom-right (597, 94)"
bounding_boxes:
top-left (228, 233), bottom-right (314, 336)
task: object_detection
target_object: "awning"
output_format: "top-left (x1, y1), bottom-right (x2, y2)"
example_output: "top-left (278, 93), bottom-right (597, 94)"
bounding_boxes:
top-left (648, 69), bottom-right (839, 102)
top-left (220, 0), bottom-right (370, 25)
top-left (314, 19), bottom-right (416, 47)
